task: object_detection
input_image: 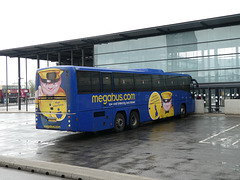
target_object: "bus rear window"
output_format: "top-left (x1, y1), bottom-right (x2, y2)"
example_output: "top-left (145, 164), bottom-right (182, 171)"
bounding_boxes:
top-left (76, 71), bottom-right (100, 93)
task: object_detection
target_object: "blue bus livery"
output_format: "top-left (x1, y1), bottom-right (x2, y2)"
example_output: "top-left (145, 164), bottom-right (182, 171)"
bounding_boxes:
top-left (35, 66), bottom-right (197, 132)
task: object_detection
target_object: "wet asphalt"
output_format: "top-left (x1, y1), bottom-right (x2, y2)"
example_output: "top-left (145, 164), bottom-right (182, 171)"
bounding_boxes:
top-left (0, 112), bottom-right (239, 180)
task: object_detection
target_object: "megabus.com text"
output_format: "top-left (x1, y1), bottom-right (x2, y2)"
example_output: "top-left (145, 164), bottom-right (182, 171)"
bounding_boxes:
top-left (92, 93), bottom-right (135, 105)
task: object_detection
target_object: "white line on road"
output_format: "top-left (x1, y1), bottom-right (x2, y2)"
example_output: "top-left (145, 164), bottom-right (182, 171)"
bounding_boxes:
top-left (199, 123), bottom-right (240, 144)
top-left (232, 138), bottom-right (240, 146)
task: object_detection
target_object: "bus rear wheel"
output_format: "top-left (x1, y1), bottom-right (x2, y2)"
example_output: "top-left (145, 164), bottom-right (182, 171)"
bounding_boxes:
top-left (129, 111), bottom-right (139, 129)
top-left (180, 104), bottom-right (186, 118)
top-left (114, 113), bottom-right (126, 132)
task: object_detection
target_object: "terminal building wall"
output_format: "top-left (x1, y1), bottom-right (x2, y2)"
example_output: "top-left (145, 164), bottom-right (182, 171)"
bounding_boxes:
top-left (94, 25), bottom-right (240, 84)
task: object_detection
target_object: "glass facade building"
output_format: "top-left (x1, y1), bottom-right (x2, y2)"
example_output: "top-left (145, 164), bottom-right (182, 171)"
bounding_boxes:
top-left (94, 25), bottom-right (240, 112)
top-left (94, 25), bottom-right (240, 84)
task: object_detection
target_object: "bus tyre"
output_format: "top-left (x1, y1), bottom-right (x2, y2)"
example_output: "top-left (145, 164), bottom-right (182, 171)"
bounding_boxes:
top-left (180, 104), bottom-right (186, 118)
top-left (114, 113), bottom-right (126, 132)
top-left (129, 111), bottom-right (139, 129)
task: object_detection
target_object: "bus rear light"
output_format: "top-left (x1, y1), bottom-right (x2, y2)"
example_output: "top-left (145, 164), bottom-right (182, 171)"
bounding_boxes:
top-left (68, 120), bottom-right (71, 123)
top-left (68, 116), bottom-right (71, 119)
top-left (68, 124), bottom-right (71, 127)
top-left (76, 118), bottom-right (78, 122)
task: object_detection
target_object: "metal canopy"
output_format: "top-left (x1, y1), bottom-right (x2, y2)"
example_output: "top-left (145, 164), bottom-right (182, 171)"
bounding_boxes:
top-left (0, 13), bottom-right (240, 63)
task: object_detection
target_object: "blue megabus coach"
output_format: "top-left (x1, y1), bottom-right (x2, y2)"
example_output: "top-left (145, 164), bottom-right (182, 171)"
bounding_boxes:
top-left (35, 66), bottom-right (198, 132)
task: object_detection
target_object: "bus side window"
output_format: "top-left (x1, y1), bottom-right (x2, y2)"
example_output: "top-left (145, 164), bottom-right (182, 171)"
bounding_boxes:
top-left (91, 72), bottom-right (101, 93)
top-left (134, 74), bottom-right (152, 91)
top-left (178, 76), bottom-right (191, 92)
top-left (152, 75), bottom-right (165, 91)
top-left (76, 71), bottom-right (100, 93)
top-left (102, 72), bottom-right (112, 92)
top-left (114, 73), bottom-right (134, 92)
top-left (165, 75), bottom-right (177, 91)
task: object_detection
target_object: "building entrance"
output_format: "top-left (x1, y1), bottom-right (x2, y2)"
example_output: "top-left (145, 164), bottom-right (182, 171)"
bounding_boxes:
top-left (196, 87), bottom-right (240, 113)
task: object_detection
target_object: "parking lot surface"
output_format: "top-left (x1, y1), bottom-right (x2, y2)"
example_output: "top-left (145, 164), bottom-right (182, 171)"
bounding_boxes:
top-left (0, 112), bottom-right (239, 180)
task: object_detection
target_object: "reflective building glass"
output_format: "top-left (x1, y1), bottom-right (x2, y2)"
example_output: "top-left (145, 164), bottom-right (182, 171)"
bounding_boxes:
top-left (94, 25), bottom-right (240, 84)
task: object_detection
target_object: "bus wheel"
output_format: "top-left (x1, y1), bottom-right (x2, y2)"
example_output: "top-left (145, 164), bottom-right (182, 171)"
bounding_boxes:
top-left (129, 111), bottom-right (139, 129)
top-left (180, 104), bottom-right (186, 118)
top-left (114, 113), bottom-right (126, 132)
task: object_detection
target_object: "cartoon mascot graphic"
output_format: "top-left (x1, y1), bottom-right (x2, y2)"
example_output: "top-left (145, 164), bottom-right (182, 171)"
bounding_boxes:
top-left (148, 92), bottom-right (162, 120)
top-left (148, 91), bottom-right (175, 120)
top-left (36, 68), bottom-right (67, 126)
top-left (160, 91), bottom-right (174, 118)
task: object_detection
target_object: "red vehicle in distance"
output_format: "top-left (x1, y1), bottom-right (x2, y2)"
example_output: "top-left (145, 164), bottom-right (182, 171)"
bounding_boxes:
top-left (0, 88), bottom-right (30, 103)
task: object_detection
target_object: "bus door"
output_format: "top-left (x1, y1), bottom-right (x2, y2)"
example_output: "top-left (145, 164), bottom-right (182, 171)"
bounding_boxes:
top-left (93, 72), bottom-right (114, 131)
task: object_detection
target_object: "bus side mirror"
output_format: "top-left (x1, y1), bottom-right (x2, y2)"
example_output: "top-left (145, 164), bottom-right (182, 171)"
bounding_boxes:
top-left (192, 79), bottom-right (199, 88)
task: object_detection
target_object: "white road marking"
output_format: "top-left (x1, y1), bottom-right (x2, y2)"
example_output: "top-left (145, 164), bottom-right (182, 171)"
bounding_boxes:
top-left (232, 139), bottom-right (240, 146)
top-left (199, 123), bottom-right (240, 144)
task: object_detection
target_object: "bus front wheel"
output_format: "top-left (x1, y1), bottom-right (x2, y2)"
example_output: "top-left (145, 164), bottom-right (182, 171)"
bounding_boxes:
top-left (114, 113), bottom-right (126, 132)
top-left (180, 104), bottom-right (186, 118)
top-left (129, 111), bottom-right (139, 129)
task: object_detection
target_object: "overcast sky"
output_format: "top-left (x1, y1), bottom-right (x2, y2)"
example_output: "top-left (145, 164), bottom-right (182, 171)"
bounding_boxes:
top-left (0, 0), bottom-right (239, 85)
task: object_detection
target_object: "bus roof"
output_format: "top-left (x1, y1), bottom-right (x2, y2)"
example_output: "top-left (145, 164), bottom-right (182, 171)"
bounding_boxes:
top-left (75, 66), bottom-right (191, 77)
top-left (38, 65), bottom-right (191, 77)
